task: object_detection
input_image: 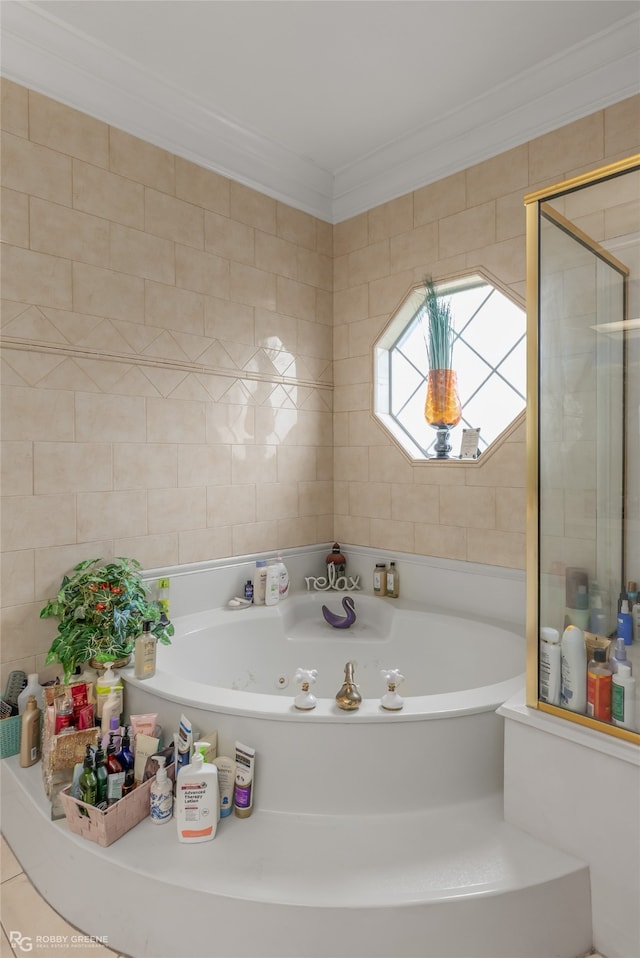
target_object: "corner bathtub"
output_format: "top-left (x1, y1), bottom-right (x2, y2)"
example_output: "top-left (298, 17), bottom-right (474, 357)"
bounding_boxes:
top-left (124, 592), bottom-right (525, 815)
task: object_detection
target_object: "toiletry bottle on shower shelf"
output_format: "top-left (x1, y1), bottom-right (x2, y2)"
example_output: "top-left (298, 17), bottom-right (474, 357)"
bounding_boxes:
top-left (386, 561), bottom-right (399, 598)
top-left (95, 662), bottom-right (123, 720)
top-left (589, 594), bottom-right (606, 636)
top-left (560, 625), bottom-right (586, 713)
top-left (612, 663), bottom-right (636, 731)
top-left (610, 637), bottom-right (631, 675)
top-left (106, 733), bottom-right (124, 805)
top-left (587, 648), bottom-right (612, 722)
top-left (539, 627), bottom-right (561, 706)
top-left (617, 600), bottom-right (633, 646)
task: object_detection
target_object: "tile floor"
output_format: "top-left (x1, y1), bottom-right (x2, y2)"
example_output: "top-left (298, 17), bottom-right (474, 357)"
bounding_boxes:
top-left (1, 837), bottom-right (127, 958)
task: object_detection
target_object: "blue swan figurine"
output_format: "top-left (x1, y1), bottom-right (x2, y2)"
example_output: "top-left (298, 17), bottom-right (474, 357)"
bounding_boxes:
top-left (322, 595), bottom-right (357, 629)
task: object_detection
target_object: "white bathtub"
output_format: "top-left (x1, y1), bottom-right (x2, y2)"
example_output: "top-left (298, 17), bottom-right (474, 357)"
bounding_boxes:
top-left (124, 591), bottom-right (525, 815)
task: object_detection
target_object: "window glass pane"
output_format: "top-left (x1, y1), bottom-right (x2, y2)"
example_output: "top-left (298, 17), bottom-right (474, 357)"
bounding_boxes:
top-left (451, 340), bottom-right (492, 403)
top-left (464, 375), bottom-right (524, 438)
top-left (391, 351), bottom-right (425, 413)
top-left (462, 293), bottom-right (526, 367)
top-left (496, 337), bottom-right (527, 399)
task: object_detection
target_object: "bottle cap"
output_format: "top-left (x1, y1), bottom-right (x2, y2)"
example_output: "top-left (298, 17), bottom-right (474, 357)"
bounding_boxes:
top-left (540, 627), bottom-right (560, 643)
top-left (594, 648), bottom-right (607, 663)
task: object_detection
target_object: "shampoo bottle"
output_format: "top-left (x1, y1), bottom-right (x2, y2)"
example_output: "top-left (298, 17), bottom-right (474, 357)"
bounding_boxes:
top-left (150, 756), bottom-right (173, 824)
top-left (176, 751), bottom-right (219, 843)
top-left (373, 563), bottom-right (387, 596)
top-left (612, 663), bottom-right (636, 731)
top-left (539, 627), bottom-right (561, 706)
top-left (19, 695), bottom-right (41, 768)
top-left (560, 625), bottom-right (587, 713)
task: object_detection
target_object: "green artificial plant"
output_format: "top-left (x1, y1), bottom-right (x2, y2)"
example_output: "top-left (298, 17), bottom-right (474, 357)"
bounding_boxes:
top-left (422, 277), bottom-right (455, 370)
top-left (41, 557), bottom-right (173, 681)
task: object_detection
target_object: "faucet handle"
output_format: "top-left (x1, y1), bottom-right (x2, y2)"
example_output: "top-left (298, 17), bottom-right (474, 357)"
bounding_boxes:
top-left (380, 668), bottom-right (405, 711)
top-left (294, 668), bottom-right (318, 710)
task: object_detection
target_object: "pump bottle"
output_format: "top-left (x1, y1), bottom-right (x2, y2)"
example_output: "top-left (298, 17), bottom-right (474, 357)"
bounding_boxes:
top-left (17, 674), bottom-right (44, 714)
top-left (176, 751), bottom-right (219, 843)
top-left (150, 756), bottom-right (173, 824)
top-left (560, 625), bottom-right (587, 713)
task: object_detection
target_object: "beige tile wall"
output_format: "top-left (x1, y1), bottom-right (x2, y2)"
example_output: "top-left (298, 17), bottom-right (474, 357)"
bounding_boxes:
top-left (332, 95), bottom-right (640, 567)
top-left (1, 78), bottom-right (638, 680)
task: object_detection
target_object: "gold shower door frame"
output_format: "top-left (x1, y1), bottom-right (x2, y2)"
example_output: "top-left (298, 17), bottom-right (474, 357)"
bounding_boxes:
top-left (525, 156), bottom-right (640, 745)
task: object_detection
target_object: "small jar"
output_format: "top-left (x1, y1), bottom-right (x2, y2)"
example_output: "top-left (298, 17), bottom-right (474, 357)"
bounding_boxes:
top-left (373, 563), bottom-right (387, 596)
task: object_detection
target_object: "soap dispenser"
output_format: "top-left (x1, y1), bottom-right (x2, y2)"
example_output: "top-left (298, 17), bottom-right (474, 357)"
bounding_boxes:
top-left (150, 756), bottom-right (173, 824)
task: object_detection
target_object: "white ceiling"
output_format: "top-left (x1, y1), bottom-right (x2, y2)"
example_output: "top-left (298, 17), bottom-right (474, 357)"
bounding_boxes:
top-left (2, 1), bottom-right (639, 222)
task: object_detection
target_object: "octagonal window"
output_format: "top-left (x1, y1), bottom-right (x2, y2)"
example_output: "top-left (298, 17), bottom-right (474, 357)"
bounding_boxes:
top-left (373, 272), bottom-right (526, 460)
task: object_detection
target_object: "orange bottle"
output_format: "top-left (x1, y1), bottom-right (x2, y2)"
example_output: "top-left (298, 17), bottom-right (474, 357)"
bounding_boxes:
top-left (587, 648), bottom-right (612, 721)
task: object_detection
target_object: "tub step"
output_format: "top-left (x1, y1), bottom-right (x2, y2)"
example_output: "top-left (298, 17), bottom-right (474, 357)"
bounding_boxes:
top-left (2, 758), bottom-right (592, 958)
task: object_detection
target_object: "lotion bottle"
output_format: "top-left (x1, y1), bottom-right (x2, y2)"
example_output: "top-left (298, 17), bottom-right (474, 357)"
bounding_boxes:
top-left (19, 695), bottom-right (41, 768)
top-left (176, 751), bottom-right (219, 843)
top-left (276, 555), bottom-right (290, 599)
top-left (150, 756), bottom-right (173, 824)
top-left (95, 663), bottom-right (123, 719)
top-left (560, 625), bottom-right (587, 713)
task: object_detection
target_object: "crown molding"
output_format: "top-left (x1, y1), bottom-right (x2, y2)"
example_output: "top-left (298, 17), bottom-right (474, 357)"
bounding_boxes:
top-left (2, 2), bottom-right (638, 224)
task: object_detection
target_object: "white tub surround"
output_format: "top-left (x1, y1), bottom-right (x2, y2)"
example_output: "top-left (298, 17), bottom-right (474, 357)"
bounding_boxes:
top-left (499, 691), bottom-right (640, 958)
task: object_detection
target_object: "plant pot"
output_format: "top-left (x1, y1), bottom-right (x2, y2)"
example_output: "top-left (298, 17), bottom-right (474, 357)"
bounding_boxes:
top-left (89, 654), bottom-right (131, 672)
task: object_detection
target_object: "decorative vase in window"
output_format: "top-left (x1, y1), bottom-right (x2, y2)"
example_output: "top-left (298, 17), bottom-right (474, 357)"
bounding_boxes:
top-left (422, 278), bottom-right (461, 459)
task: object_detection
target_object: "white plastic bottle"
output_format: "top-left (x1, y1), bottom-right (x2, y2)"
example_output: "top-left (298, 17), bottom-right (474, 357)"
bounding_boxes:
top-left (539, 627), bottom-right (561, 706)
top-left (253, 560), bottom-right (267, 606)
top-left (175, 751), bottom-right (219, 843)
top-left (560, 625), bottom-right (587, 713)
top-left (95, 663), bottom-right (123, 719)
top-left (100, 690), bottom-right (122, 736)
top-left (612, 663), bottom-right (636, 731)
top-left (17, 674), bottom-right (44, 714)
top-left (276, 555), bottom-right (290, 599)
top-left (265, 561), bottom-right (280, 606)
top-left (150, 756), bottom-right (173, 824)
